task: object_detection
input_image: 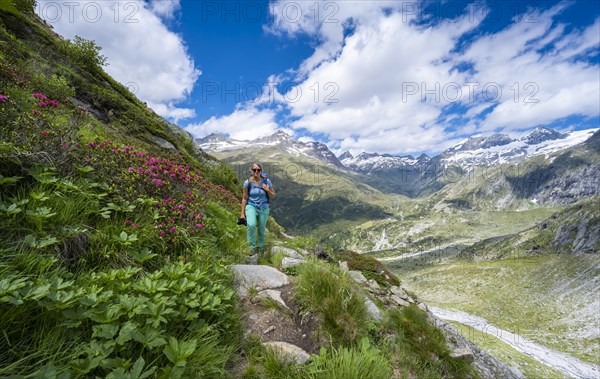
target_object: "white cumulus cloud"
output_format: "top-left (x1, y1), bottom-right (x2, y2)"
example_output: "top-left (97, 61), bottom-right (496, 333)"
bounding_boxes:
top-left (264, 1), bottom-right (599, 155)
top-left (186, 107), bottom-right (279, 141)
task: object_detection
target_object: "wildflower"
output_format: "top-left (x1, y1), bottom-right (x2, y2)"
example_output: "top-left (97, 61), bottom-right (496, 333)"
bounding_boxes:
top-left (124, 220), bottom-right (132, 226)
top-left (62, 143), bottom-right (69, 149)
top-left (87, 142), bottom-right (95, 147)
top-left (47, 100), bottom-right (59, 107)
top-left (39, 131), bottom-right (49, 136)
top-left (133, 224), bottom-right (139, 229)
top-left (33, 93), bottom-right (47, 100)
top-left (127, 167), bottom-right (134, 172)
top-left (0, 95), bottom-right (8, 102)
top-left (169, 227), bottom-right (177, 233)
top-left (160, 231), bottom-right (166, 237)
top-left (38, 101), bottom-right (47, 107)
top-left (196, 223), bottom-right (204, 228)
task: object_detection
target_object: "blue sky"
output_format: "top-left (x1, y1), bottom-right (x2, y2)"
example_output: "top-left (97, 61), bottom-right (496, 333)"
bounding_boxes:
top-left (38, 0), bottom-right (599, 156)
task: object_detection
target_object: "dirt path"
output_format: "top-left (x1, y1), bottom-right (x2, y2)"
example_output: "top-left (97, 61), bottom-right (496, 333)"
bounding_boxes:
top-left (430, 306), bottom-right (600, 379)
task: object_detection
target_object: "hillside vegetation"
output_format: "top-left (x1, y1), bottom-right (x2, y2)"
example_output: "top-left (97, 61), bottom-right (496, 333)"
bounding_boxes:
top-left (0, 4), bottom-right (500, 378)
top-left (0, 4), bottom-right (255, 377)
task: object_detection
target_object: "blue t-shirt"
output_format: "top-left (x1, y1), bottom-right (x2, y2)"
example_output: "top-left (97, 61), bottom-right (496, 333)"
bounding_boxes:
top-left (244, 178), bottom-right (272, 209)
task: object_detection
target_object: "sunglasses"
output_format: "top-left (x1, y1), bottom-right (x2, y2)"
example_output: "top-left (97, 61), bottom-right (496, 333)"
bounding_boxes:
top-left (251, 168), bottom-right (262, 172)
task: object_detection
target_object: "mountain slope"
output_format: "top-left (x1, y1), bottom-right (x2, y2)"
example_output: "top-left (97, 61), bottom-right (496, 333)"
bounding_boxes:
top-left (339, 128), bottom-right (597, 197)
top-left (439, 129), bottom-right (600, 211)
top-left (197, 132), bottom-right (395, 241)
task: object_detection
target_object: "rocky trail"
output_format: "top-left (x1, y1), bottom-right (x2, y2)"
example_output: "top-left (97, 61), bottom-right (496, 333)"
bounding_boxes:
top-left (229, 245), bottom-right (525, 378)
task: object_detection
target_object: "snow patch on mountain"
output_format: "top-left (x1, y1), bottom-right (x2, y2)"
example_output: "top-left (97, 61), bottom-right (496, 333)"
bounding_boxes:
top-left (443, 128), bottom-right (597, 168)
top-left (340, 128), bottom-right (598, 174)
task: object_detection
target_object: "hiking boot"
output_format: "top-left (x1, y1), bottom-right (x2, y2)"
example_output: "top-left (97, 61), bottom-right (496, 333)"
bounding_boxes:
top-left (245, 253), bottom-right (258, 265)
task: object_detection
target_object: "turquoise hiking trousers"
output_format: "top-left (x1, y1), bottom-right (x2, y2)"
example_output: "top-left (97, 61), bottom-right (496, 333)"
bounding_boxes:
top-left (245, 204), bottom-right (269, 249)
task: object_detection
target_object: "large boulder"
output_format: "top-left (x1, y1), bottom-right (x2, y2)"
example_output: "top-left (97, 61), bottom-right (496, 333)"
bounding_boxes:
top-left (231, 265), bottom-right (289, 297)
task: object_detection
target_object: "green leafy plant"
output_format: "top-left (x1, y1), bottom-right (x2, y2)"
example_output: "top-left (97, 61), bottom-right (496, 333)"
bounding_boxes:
top-left (61, 36), bottom-right (108, 72)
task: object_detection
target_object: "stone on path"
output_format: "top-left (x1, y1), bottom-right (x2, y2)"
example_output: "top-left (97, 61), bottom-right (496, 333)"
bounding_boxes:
top-left (256, 289), bottom-right (290, 312)
top-left (263, 341), bottom-right (311, 364)
top-left (231, 265), bottom-right (289, 297)
top-left (271, 246), bottom-right (304, 260)
top-left (281, 257), bottom-right (304, 269)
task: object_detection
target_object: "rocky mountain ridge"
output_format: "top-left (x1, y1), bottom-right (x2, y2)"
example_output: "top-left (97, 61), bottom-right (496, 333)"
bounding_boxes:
top-left (341, 127), bottom-right (595, 173)
top-left (196, 131), bottom-right (344, 168)
top-left (197, 128), bottom-right (598, 198)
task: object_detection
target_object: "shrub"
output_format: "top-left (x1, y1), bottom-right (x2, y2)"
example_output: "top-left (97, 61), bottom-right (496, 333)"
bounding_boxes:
top-left (336, 249), bottom-right (401, 287)
top-left (61, 36), bottom-right (107, 72)
top-left (31, 72), bottom-right (75, 101)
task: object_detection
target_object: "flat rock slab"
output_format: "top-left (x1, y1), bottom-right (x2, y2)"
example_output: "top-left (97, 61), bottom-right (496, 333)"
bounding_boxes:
top-left (389, 285), bottom-right (409, 299)
top-left (390, 294), bottom-right (411, 307)
top-left (231, 265), bottom-right (289, 298)
top-left (281, 257), bottom-right (304, 269)
top-left (263, 341), bottom-right (311, 364)
top-left (271, 246), bottom-right (304, 260)
top-left (348, 270), bottom-right (368, 285)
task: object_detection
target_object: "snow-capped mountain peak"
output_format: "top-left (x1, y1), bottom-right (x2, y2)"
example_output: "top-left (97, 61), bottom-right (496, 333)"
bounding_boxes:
top-left (520, 127), bottom-right (567, 145)
top-left (338, 151), bottom-right (354, 161)
top-left (196, 131), bottom-right (344, 167)
top-left (340, 128), bottom-right (597, 175)
top-left (447, 134), bottom-right (515, 153)
top-left (442, 128), bottom-right (597, 168)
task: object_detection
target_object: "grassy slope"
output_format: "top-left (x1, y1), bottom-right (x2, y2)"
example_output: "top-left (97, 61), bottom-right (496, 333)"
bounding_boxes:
top-left (0, 6), bottom-right (255, 377)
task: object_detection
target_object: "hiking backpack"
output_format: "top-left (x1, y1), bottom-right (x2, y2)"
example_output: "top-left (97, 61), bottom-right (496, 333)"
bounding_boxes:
top-left (246, 173), bottom-right (270, 203)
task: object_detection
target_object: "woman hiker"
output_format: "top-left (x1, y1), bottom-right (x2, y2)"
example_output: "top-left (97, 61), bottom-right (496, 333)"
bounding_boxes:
top-left (240, 163), bottom-right (275, 263)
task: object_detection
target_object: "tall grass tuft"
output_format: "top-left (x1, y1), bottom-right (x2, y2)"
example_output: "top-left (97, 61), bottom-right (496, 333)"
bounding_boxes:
top-left (294, 258), bottom-right (370, 347)
top-left (304, 337), bottom-right (392, 379)
top-left (383, 306), bottom-right (478, 378)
